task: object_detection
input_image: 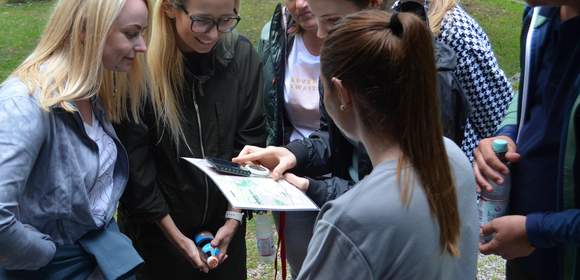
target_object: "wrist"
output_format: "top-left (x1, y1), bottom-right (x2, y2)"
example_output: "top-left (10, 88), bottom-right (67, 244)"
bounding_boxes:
top-left (225, 210), bottom-right (244, 223)
top-left (224, 218), bottom-right (241, 230)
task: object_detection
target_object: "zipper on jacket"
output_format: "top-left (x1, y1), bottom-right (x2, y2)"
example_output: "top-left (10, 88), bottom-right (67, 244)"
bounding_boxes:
top-left (192, 80), bottom-right (210, 225)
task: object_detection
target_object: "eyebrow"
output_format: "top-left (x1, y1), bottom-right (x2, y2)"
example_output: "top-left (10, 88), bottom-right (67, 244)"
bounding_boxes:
top-left (123, 24), bottom-right (147, 30)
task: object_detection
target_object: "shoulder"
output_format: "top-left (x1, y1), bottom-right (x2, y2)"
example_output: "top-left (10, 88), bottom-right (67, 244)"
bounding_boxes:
top-left (235, 34), bottom-right (256, 54)
top-left (443, 137), bottom-right (472, 176)
top-left (1, 77), bottom-right (33, 99)
top-left (0, 77), bottom-right (44, 114)
top-left (0, 78), bottom-right (49, 140)
top-left (438, 6), bottom-right (492, 52)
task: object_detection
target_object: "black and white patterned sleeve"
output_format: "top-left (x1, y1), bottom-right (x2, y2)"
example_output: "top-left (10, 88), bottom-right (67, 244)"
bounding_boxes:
top-left (437, 6), bottom-right (515, 161)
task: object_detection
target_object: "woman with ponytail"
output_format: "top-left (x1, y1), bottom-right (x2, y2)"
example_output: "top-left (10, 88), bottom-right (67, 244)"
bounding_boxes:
top-left (296, 10), bottom-right (478, 279)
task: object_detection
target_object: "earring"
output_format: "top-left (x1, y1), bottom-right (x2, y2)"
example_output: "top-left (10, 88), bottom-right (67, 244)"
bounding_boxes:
top-left (112, 71), bottom-right (118, 97)
top-left (340, 104), bottom-right (346, 111)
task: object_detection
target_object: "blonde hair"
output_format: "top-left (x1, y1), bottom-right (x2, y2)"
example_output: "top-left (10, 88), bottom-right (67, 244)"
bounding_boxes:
top-left (427, 0), bottom-right (456, 35)
top-left (148, 0), bottom-right (239, 146)
top-left (10, 0), bottom-right (151, 122)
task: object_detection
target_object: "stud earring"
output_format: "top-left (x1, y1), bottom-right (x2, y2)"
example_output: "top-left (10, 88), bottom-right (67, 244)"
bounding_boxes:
top-left (340, 104), bottom-right (346, 111)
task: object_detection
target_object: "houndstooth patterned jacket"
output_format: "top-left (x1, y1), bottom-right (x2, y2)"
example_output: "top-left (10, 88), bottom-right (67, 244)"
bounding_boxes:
top-left (437, 5), bottom-right (514, 161)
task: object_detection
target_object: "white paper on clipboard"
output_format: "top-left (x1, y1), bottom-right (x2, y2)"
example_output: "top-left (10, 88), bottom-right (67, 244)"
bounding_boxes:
top-left (183, 157), bottom-right (320, 211)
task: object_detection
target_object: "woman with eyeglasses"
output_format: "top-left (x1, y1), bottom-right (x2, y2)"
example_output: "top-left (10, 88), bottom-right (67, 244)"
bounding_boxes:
top-left (115, 0), bottom-right (264, 279)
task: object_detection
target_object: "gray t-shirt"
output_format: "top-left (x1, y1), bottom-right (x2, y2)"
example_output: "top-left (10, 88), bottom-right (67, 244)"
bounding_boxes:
top-left (297, 138), bottom-right (478, 280)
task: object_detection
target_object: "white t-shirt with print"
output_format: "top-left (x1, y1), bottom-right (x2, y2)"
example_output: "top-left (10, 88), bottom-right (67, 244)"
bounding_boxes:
top-left (284, 35), bottom-right (321, 142)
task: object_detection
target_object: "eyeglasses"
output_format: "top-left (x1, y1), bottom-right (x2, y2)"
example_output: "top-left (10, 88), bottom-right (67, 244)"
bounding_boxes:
top-left (177, 5), bottom-right (241, 33)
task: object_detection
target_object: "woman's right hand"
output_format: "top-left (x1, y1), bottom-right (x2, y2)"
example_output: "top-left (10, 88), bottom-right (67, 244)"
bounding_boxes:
top-left (232, 145), bottom-right (297, 180)
top-left (473, 136), bottom-right (520, 193)
top-left (175, 235), bottom-right (210, 273)
top-left (157, 215), bottom-right (209, 273)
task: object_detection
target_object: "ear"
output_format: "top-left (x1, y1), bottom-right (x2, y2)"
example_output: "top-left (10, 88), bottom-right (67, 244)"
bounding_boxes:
top-left (163, 0), bottom-right (177, 19)
top-left (331, 77), bottom-right (352, 110)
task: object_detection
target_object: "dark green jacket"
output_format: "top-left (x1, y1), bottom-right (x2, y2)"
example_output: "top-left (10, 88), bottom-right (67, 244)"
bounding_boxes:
top-left (115, 32), bottom-right (265, 279)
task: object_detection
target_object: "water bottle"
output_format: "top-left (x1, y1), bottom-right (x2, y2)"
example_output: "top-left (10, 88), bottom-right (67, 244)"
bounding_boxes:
top-left (194, 231), bottom-right (220, 269)
top-left (479, 139), bottom-right (511, 243)
top-left (254, 211), bottom-right (275, 263)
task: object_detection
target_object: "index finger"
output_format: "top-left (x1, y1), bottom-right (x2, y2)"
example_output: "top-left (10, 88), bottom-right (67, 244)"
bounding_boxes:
top-left (480, 140), bottom-right (510, 175)
top-left (232, 149), bottom-right (268, 164)
top-left (234, 145), bottom-right (260, 159)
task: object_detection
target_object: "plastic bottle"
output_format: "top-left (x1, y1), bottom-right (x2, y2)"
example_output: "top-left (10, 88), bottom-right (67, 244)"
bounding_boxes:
top-left (194, 231), bottom-right (220, 269)
top-left (254, 211), bottom-right (275, 263)
top-left (479, 139), bottom-right (512, 243)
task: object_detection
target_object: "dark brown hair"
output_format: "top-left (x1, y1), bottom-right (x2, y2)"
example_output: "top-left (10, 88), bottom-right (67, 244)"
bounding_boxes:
top-left (320, 10), bottom-right (460, 256)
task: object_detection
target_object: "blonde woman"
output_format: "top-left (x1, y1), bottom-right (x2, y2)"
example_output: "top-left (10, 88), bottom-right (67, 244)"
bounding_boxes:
top-left (0, 0), bottom-right (149, 279)
top-left (115, 0), bottom-right (264, 279)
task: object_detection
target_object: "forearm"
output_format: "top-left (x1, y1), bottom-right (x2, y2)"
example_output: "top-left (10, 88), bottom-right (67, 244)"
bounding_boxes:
top-left (526, 209), bottom-right (580, 248)
top-left (156, 214), bottom-right (189, 247)
top-left (286, 133), bottom-right (331, 177)
top-left (306, 177), bottom-right (355, 207)
top-left (0, 219), bottom-right (56, 270)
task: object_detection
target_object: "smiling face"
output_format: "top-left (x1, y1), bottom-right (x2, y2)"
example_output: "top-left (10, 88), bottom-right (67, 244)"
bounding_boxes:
top-left (172, 0), bottom-right (237, 54)
top-left (306, 0), bottom-right (362, 38)
top-left (102, 0), bottom-right (148, 72)
top-left (286, 0), bottom-right (318, 31)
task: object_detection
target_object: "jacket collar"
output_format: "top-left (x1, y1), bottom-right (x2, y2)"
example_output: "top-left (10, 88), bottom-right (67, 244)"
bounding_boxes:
top-left (182, 31), bottom-right (239, 83)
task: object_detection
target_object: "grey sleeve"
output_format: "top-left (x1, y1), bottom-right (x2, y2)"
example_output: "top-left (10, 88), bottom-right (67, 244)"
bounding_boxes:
top-left (0, 96), bottom-right (56, 270)
top-left (297, 220), bottom-right (373, 280)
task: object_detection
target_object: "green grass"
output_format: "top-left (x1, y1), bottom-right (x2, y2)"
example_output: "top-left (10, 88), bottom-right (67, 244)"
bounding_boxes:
top-left (0, 0), bottom-right (279, 81)
top-left (0, 0), bottom-right (53, 79)
top-left (0, 0), bottom-right (523, 279)
top-left (461, 0), bottom-right (524, 77)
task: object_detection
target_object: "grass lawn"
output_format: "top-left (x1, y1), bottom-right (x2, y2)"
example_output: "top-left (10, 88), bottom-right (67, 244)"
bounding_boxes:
top-left (0, 0), bottom-right (54, 79)
top-left (461, 0), bottom-right (524, 77)
top-left (0, 0), bottom-right (524, 279)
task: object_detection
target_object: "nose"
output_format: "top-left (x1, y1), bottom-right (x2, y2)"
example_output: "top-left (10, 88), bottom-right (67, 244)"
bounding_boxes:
top-left (134, 34), bottom-right (147, 53)
top-left (296, 0), bottom-right (307, 9)
top-left (204, 24), bottom-right (219, 43)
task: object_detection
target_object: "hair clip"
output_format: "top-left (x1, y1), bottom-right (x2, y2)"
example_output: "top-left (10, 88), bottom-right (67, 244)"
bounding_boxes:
top-left (390, 12), bottom-right (404, 37)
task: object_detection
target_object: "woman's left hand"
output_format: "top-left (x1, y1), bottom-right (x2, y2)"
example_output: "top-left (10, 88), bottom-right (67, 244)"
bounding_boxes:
top-left (284, 173), bottom-right (310, 193)
top-left (210, 219), bottom-right (240, 265)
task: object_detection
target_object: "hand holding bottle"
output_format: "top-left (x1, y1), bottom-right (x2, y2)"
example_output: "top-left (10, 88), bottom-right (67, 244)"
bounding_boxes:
top-left (473, 136), bottom-right (520, 192)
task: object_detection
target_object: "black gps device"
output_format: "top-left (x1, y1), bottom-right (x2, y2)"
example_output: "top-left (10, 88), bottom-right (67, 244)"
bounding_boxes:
top-left (206, 157), bottom-right (252, 177)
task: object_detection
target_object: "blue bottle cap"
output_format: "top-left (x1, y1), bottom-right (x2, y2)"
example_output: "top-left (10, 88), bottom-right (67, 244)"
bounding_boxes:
top-left (492, 139), bottom-right (508, 153)
top-left (194, 233), bottom-right (213, 245)
top-left (202, 243), bottom-right (220, 256)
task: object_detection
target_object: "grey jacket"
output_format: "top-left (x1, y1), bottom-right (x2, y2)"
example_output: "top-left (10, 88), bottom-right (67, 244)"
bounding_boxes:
top-left (0, 78), bottom-right (129, 270)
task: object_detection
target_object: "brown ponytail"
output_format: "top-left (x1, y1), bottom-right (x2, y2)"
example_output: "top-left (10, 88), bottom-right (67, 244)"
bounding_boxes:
top-left (321, 10), bottom-right (460, 256)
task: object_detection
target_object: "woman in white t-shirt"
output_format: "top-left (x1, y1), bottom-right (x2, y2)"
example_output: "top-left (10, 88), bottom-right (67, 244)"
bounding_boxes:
top-left (257, 0), bottom-right (324, 278)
